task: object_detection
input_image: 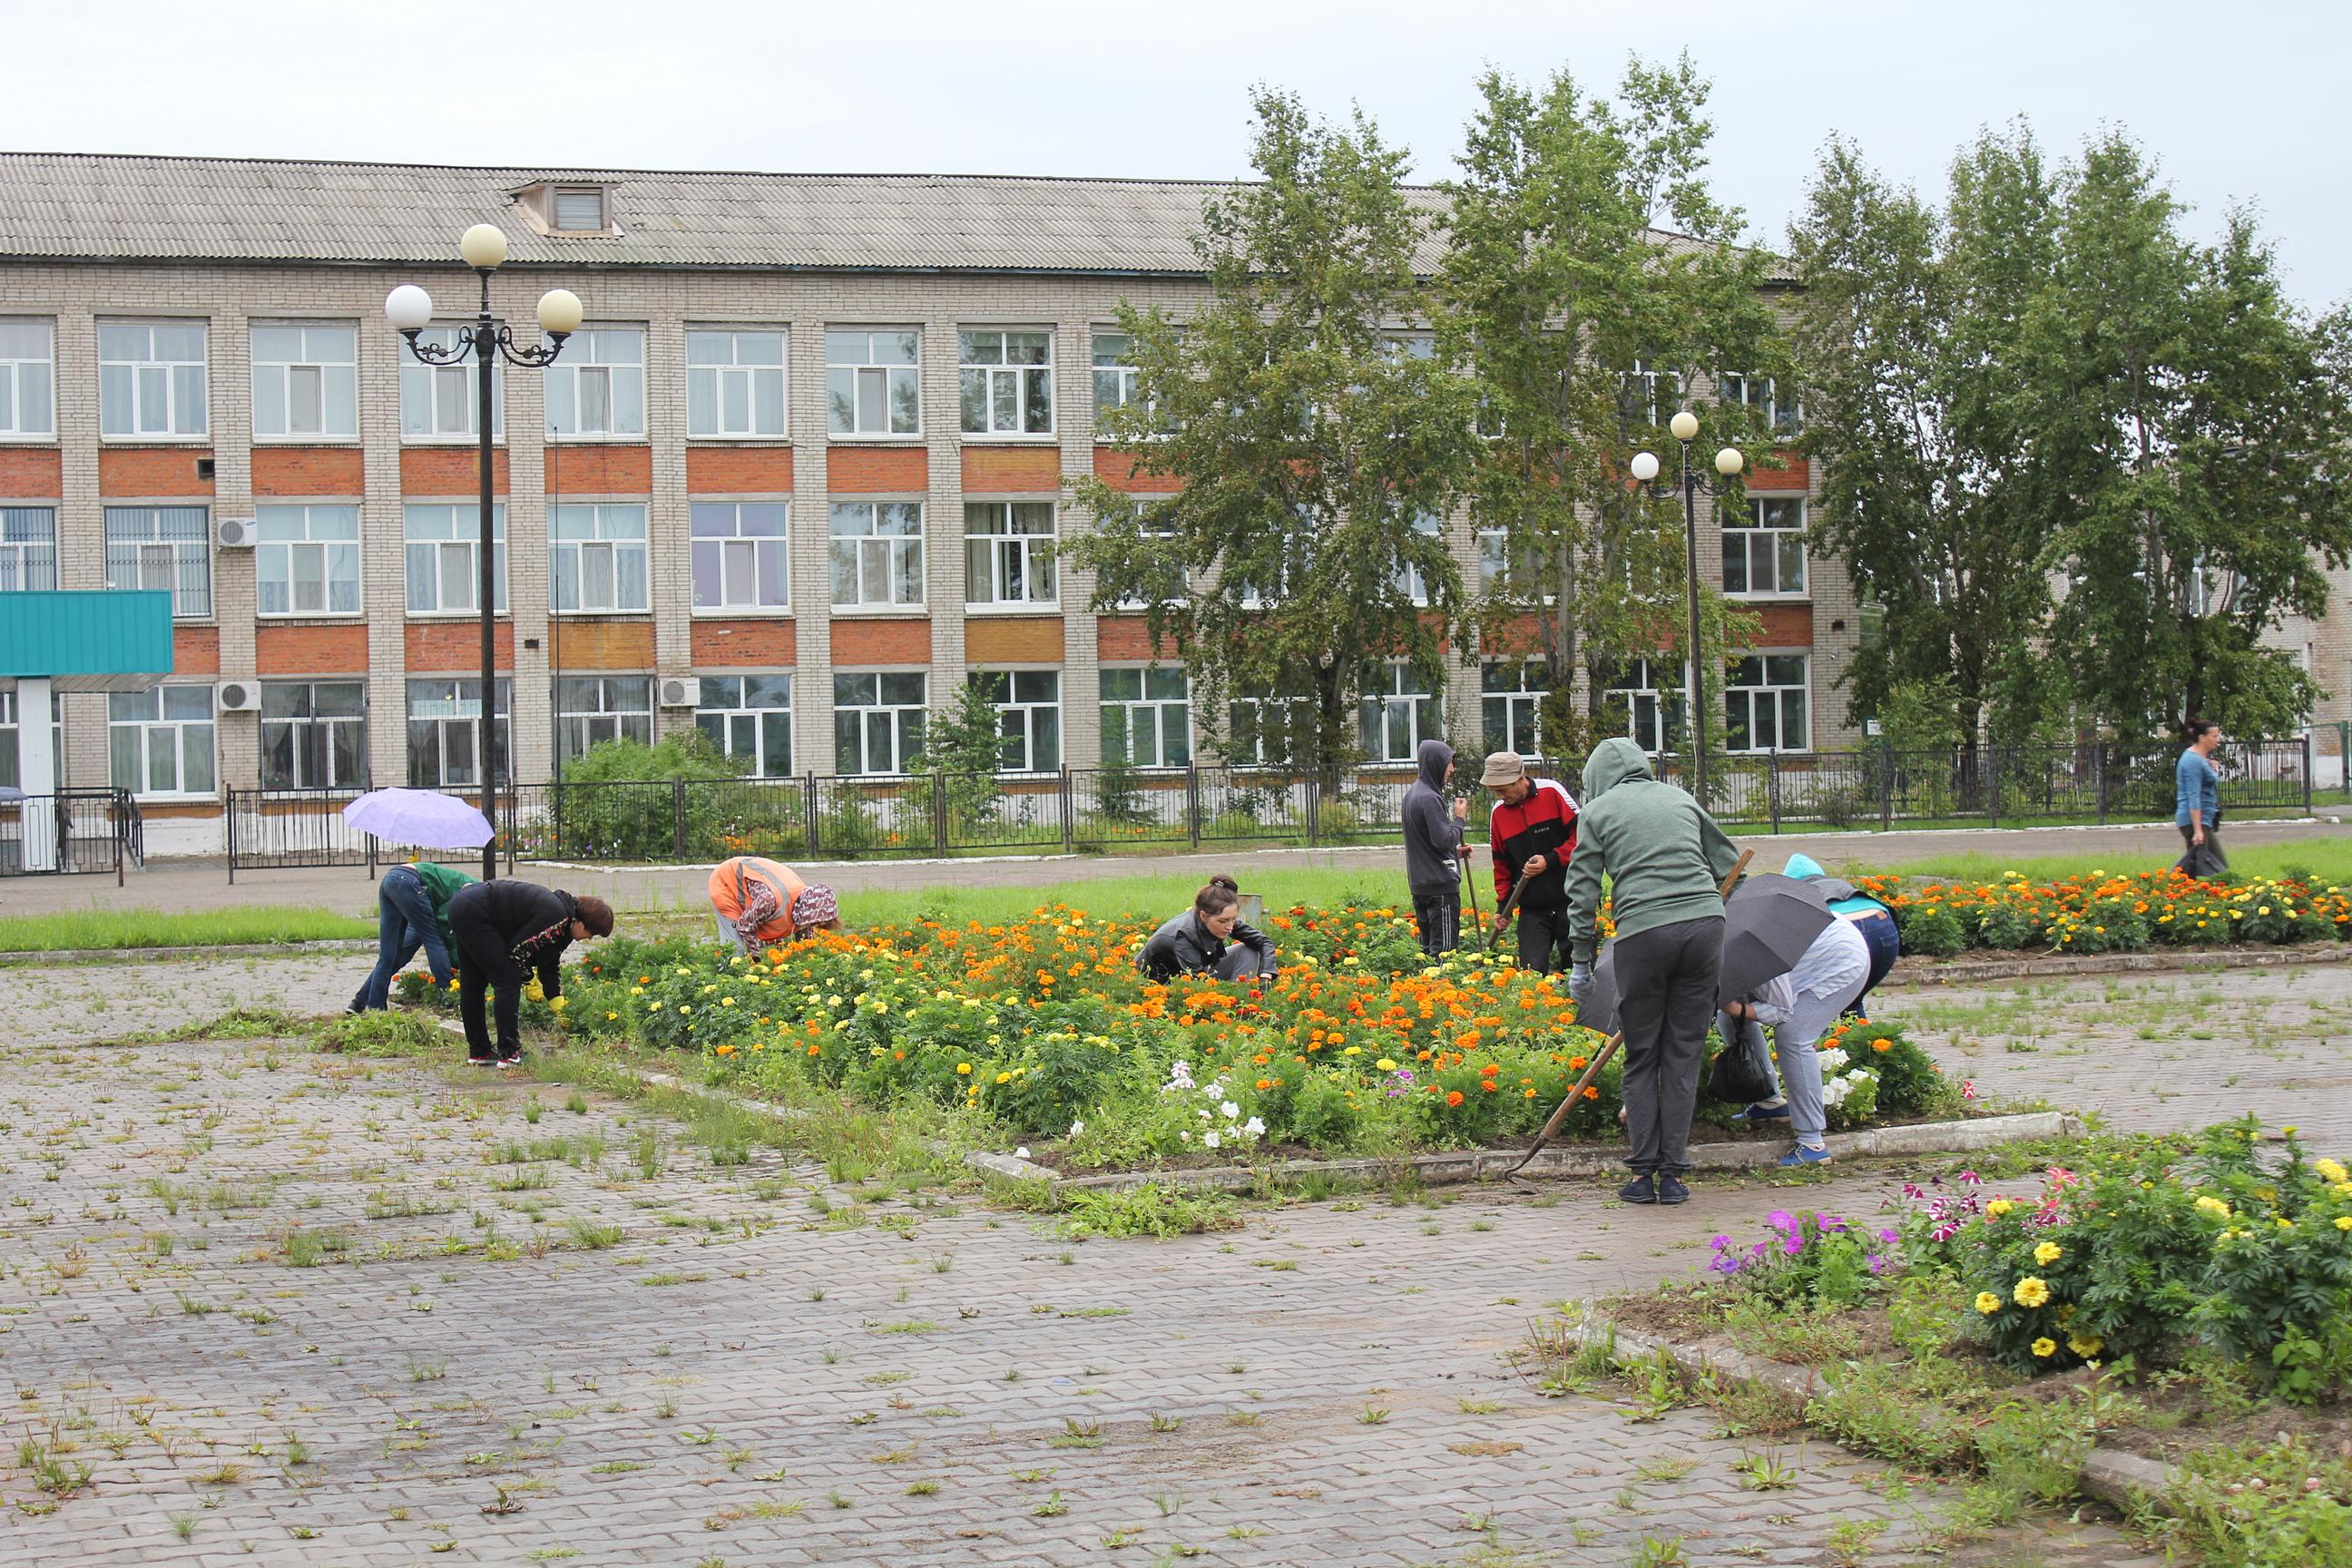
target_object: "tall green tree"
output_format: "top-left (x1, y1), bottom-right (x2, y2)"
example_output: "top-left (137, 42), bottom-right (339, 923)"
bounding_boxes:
top-left (1436, 57), bottom-right (1787, 760)
top-left (1067, 89), bottom-right (1482, 779)
top-left (2031, 133), bottom-right (2352, 741)
top-left (1788, 123), bottom-right (2063, 744)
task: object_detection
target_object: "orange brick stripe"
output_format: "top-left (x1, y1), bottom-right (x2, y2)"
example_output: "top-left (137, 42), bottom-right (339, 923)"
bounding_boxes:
top-left (685, 446), bottom-right (794, 493)
top-left (961, 446), bottom-right (1061, 493)
top-left (546, 444), bottom-right (652, 494)
top-left (251, 446), bottom-right (364, 496)
top-left (691, 619), bottom-right (799, 666)
top-left (1095, 616), bottom-right (1181, 662)
top-left (173, 626), bottom-right (221, 676)
top-left (827, 446), bottom-right (927, 493)
top-left (831, 618), bottom-right (931, 664)
top-left (99, 447), bottom-right (213, 496)
top-left (1092, 447), bottom-right (1182, 494)
top-left (402, 446), bottom-right (510, 496)
top-left (0, 448), bottom-right (63, 497)
top-left (255, 622), bottom-right (368, 675)
top-left (406, 622), bottom-right (516, 672)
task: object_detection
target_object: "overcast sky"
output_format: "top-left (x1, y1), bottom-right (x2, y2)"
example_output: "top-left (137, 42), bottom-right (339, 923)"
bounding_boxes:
top-left (9, 0), bottom-right (2347, 308)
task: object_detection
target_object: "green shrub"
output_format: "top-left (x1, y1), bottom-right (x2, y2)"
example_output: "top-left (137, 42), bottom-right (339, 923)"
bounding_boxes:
top-left (1895, 901), bottom-right (1966, 957)
top-left (2167, 1436), bottom-right (2352, 1568)
top-left (545, 733), bottom-right (750, 860)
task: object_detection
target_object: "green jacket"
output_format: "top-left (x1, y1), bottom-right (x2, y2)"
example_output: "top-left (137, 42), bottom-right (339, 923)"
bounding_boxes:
top-left (410, 861), bottom-right (475, 953)
top-left (1564, 738), bottom-right (1740, 964)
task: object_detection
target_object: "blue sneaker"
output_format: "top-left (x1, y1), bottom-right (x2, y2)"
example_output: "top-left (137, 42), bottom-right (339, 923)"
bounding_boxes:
top-left (1777, 1145), bottom-right (1833, 1168)
top-left (1744, 1102), bottom-right (1791, 1122)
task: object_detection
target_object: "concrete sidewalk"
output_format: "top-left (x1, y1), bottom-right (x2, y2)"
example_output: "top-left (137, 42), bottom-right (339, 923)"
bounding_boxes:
top-left (5, 815), bottom-right (2349, 916)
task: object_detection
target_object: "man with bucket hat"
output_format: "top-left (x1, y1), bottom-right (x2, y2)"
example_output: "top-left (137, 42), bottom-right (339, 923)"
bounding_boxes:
top-left (1480, 750), bottom-right (1580, 973)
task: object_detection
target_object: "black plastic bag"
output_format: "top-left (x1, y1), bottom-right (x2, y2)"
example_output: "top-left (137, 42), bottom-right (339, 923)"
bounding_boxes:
top-left (1708, 1019), bottom-right (1778, 1105)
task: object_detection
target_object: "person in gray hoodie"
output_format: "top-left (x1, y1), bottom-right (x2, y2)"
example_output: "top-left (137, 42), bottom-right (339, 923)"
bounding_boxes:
top-left (1563, 737), bottom-right (1741, 1206)
top-left (1400, 739), bottom-right (1469, 958)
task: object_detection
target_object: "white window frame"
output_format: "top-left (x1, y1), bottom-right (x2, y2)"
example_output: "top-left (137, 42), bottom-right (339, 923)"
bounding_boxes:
top-left (250, 322), bottom-right (358, 440)
top-left (544, 328), bottom-right (646, 438)
top-left (1112, 512), bottom-right (1185, 611)
top-left (551, 187), bottom-right (609, 232)
top-left (1722, 497), bottom-right (1808, 599)
top-left (964, 502), bottom-right (1058, 609)
top-left (556, 676), bottom-right (653, 764)
top-left (2, 506), bottom-right (57, 593)
top-left (1357, 661), bottom-right (1442, 764)
top-left (1099, 666), bottom-right (1191, 769)
top-left (0, 687), bottom-right (63, 794)
top-left (826, 328), bottom-right (922, 437)
top-left (98, 320), bottom-right (208, 439)
top-left (975, 670), bottom-right (1062, 774)
top-left (958, 328), bottom-right (1054, 436)
top-left (260, 680), bottom-right (368, 791)
top-left (1622, 358), bottom-right (1681, 428)
top-left (1475, 524), bottom-right (1553, 603)
top-left (103, 505), bottom-right (211, 620)
top-left (1092, 330), bottom-right (1142, 422)
top-left (404, 505), bottom-right (508, 616)
top-left (108, 684), bottom-right (216, 799)
top-left (1394, 513), bottom-right (1445, 607)
top-left (834, 671), bottom-right (927, 777)
top-left (406, 677), bottom-right (511, 789)
top-left (694, 674), bottom-right (795, 778)
top-left (1227, 676), bottom-right (1316, 768)
top-left (0, 318), bottom-right (56, 439)
top-left (551, 505), bottom-right (651, 614)
top-left (686, 328), bottom-right (787, 438)
top-left (1481, 661), bottom-right (1545, 760)
top-left (691, 502), bottom-right (790, 613)
top-left (255, 505), bottom-right (362, 618)
top-left (1726, 653), bottom-right (1811, 754)
top-left (828, 502), bottom-right (925, 610)
top-left (400, 328), bottom-right (504, 440)
top-left (1717, 371), bottom-right (1800, 436)
top-left (1605, 658), bottom-right (1687, 756)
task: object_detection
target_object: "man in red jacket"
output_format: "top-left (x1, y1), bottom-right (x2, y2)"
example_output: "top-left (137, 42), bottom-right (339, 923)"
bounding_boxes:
top-left (1482, 751), bottom-right (1580, 974)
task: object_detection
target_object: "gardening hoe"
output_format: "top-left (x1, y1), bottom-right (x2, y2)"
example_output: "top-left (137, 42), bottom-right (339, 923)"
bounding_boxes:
top-left (1485, 879), bottom-right (1525, 955)
top-left (1458, 795), bottom-right (1485, 935)
top-left (1504, 848), bottom-right (1755, 1185)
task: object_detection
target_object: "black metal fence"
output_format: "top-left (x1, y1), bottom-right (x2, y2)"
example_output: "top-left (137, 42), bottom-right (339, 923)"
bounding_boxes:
top-left (220, 739), bottom-right (2312, 875)
top-left (0, 789), bottom-right (142, 880)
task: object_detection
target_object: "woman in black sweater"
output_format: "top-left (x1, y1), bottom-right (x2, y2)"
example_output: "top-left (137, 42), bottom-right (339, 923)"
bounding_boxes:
top-left (1135, 876), bottom-right (1276, 984)
top-left (445, 880), bottom-right (615, 1065)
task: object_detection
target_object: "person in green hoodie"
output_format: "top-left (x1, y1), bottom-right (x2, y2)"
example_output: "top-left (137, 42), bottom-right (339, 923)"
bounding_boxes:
top-left (348, 859), bottom-right (475, 1013)
top-left (1563, 737), bottom-right (1741, 1206)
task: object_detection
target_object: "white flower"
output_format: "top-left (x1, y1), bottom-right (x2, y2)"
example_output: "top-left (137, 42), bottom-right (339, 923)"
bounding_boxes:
top-left (1818, 1047), bottom-right (1849, 1074)
top-left (1203, 1132), bottom-right (1221, 1151)
top-left (1220, 1101), bottom-right (1240, 1120)
top-left (1205, 1081), bottom-right (1227, 1099)
top-left (1243, 1116), bottom-right (1267, 1138)
top-left (1069, 1121), bottom-right (1084, 1137)
top-left (1198, 1108), bottom-right (1211, 1121)
top-left (1014, 1146), bottom-right (1031, 1159)
top-left (1180, 1130), bottom-right (1191, 1142)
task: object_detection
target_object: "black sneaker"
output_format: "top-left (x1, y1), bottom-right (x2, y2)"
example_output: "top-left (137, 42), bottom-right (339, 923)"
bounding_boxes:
top-left (1656, 1174), bottom-right (1690, 1205)
top-left (1618, 1173), bottom-right (1658, 1205)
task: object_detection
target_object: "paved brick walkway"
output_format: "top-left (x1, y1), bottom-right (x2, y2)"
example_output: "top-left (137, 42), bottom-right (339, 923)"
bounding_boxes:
top-left (0, 958), bottom-right (2187, 1565)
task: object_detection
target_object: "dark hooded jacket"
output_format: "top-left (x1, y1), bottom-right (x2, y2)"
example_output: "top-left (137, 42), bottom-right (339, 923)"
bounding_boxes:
top-left (1399, 739), bottom-right (1464, 891)
top-left (1563, 738), bottom-right (1741, 964)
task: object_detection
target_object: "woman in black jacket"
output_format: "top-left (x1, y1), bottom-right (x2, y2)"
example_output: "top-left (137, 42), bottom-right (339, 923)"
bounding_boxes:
top-left (1135, 876), bottom-right (1276, 984)
top-left (445, 880), bottom-right (615, 1065)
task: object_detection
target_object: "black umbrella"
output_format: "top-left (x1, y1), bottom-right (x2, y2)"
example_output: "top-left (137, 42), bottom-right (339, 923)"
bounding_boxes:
top-left (1717, 872), bottom-right (1836, 1005)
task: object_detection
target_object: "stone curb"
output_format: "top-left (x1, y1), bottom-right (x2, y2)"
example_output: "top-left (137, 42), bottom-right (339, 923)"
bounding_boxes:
top-left (1573, 1312), bottom-right (2182, 1515)
top-left (1886, 942), bottom-right (2352, 988)
top-left (975, 1111), bottom-right (2084, 1199)
top-left (0, 936), bottom-right (377, 966)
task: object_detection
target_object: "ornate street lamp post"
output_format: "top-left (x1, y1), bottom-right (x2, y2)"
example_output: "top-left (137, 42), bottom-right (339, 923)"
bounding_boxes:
top-left (1631, 411), bottom-right (1743, 806)
top-left (385, 226), bottom-right (582, 880)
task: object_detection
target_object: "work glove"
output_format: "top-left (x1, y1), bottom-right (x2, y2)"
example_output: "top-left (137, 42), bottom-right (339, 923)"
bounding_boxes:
top-left (523, 976), bottom-right (545, 1004)
top-left (1567, 960), bottom-right (1594, 1005)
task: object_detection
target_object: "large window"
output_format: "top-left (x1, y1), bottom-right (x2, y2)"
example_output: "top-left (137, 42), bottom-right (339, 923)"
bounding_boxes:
top-left (958, 329), bottom-right (1053, 436)
top-left (404, 505), bottom-right (507, 615)
top-left (686, 329), bottom-right (786, 438)
top-left (1092, 332), bottom-right (1141, 416)
top-left (250, 323), bottom-right (357, 439)
top-left (1603, 659), bottom-right (1686, 755)
top-left (103, 505), bottom-right (211, 620)
top-left (1394, 513), bottom-right (1445, 606)
top-left (557, 676), bottom-right (652, 763)
top-left (1722, 498), bottom-right (1806, 597)
top-left (2, 507), bottom-right (56, 593)
top-left (1100, 667), bottom-right (1190, 769)
top-left (1482, 662), bottom-right (1546, 760)
top-left (108, 685), bottom-right (214, 797)
top-left (544, 328), bottom-right (645, 437)
top-left (98, 321), bottom-right (207, 438)
top-left (695, 674), bottom-right (794, 778)
top-left (964, 502), bottom-right (1056, 607)
top-left (691, 502), bottom-right (789, 612)
top-left (1227, 674), bottom-right (1316, 767)
top-left (1475, 525), bottom-right (1545, 600)
top-left (1358, 662), bottom-right (1442, 763)
top-left (406, 678), bottom-right (510, 788)
top-left (1726, 654), bottom-right (1810, 753)
top-left (828, 502), bottom-right (924, 608)
top-left (1620, 358), bottom-right (1681, 428)
top-left (399, 328), bottom-right (504, 438)
top-left (1112, 511), bottom-right (1185, 611)
top-left (0, 319), bottom-right (55, 438)
top-left (834, 671), bottom-right (926, 776)
top-left (975, 671), bottom-right (1060, 773)
top-left (551, 505), bottom-right (650, 614)
top-left (1717, 372), bottom-right (1800, 436)
top-left (260, 681), bottom-right (367, 790)
top-left (0, 688), bottom-right (62, 793)
top-left (826, 329), bottom-right (920, 436)
top-left (256, 505), bottom-right (360, 617)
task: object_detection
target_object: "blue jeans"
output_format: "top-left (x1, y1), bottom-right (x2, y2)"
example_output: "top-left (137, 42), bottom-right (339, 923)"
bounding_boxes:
top-left (350, 867), bottom-right (453, 1011)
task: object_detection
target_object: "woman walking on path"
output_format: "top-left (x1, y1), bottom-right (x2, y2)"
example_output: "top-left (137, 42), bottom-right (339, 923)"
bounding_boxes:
top-left (348, 860), bottom-right (475, 1014)
top-left (445, 881), bottom-right (614, 1065)
top-left (2176, 719), bottom-right (2227, 877)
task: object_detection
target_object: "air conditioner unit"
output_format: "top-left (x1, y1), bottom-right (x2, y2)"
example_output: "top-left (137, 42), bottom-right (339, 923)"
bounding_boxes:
top-left (657, 676), bottom-right (702, 709)
top-left (216, 516), bottom-right (259, 549)
top-left (215, 679), bottom-right (262, 712)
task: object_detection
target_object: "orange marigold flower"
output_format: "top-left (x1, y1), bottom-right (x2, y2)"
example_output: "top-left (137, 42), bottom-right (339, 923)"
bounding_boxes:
top-left (1582, 1085), bottom-right (1601, 1100)
top-left (1446, 1090), bottom-right (1465, 1107)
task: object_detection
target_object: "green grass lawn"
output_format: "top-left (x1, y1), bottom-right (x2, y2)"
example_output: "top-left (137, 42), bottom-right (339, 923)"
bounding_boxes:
top-left (1823, 837), bottom-right (2352, 888)
top-left (0, 906), bottom-right (377, 954)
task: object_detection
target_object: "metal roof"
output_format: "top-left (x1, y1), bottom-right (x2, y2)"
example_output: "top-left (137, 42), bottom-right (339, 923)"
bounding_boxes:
top-left (0, 591), bottom-right (176, 691)
top-left (0, 152), bottom-right (1791, 280)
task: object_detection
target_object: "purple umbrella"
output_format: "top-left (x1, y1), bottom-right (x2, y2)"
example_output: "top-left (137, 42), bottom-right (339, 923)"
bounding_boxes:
top-left (342, 789), bottom-right (494, 850)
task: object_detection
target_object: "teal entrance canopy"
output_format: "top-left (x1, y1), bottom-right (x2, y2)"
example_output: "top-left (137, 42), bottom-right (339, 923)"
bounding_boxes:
top-left (0, 591), bottom-right (176, 691)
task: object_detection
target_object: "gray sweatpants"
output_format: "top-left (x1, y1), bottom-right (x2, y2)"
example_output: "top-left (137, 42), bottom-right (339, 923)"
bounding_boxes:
top-left (1720, 961), bottom-right (1870, 1151)
top-left (1610, 915), bottom-right (1724, 1177)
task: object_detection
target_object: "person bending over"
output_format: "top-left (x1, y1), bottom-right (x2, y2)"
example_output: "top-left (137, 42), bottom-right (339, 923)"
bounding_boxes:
top-left (1720, 911), bottom-right (1872, 1167)
top-left (446, 880), bottom-right (614, 1066)
top-left (349, 858), bottom-right (475, 1014)
top-left (708, 855), bottom-right (840, 954)
top-left (1136, 876), bottom-right (1277, 983)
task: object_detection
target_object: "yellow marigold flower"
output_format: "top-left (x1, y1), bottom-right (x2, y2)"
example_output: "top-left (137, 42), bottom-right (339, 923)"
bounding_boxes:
top-left (2316, 1157), bottom-right (2348, 1184)
top-left (1985, 1199), bottom-right (2015, 1218)
top-left (2031, 1337), bottom-right (2057, 1358)
top-left (995, 1071), bottom-right (1013, 1083)
top-left (2194, 1195), bottom-right (2231, 1220)
top-left (1975, 1291), bottom-right (2003, 1316)
top-left (2068, 1334), bottom-right (2103, 1357)
top-left (955, 1063), bottom-right (972, 1075)
top-left (2013, 1277), bottom-right (2051, 1308)
top-left (1376, 1058), bottom-right (1397, 1072)
top-left (2034, 1241), bottom-right (2063, 1265)
top-left (2335, 1216), bottom-right (2352, 1231)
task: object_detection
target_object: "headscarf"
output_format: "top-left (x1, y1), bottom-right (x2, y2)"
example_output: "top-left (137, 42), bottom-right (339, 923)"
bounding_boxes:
top-left (789, 885), bottom-right (838, 933)
top-left (733, 875), bottom-right (784, 948)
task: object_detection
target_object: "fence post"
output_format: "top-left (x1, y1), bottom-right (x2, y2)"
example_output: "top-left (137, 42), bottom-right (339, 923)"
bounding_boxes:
top-left (2304, 732), bottom-right (2315, 816)
top-left (671, 779), bottom-right (687, 860)
top-left (1767, 749), bottom-right (1780, 835)
top-left (2093, 743), bottom-right (2107, 827)
top-left (804, 773), bottom-right (819, 859)
top-left (1987, 746), bottom-right (2001, 828)
top-left (1878, 746), bottom-right (1893, 832)
top-left (1060, 766), bottom-right (1074, 853)
top-left (553, 779), bottom-right (565, 860)
top-left (1188, 762), bottom-right (1200, 848)
top-left (1307, 772), bottom-right (1321, 848)
top-left (225, 789), bottom-right (237, 885)
top-left (933, 772), bottom-right (947, 857)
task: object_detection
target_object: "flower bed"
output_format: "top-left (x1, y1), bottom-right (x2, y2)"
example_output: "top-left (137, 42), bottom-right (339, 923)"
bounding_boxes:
top-left (414, 901), bottom-right (1963, 1166)
top-left (1854, 868), bottom-right (2352, 956)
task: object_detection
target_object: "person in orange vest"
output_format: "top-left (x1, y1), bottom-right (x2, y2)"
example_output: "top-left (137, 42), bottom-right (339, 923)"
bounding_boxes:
top-left (707, 856), bottom-right (839, 953)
